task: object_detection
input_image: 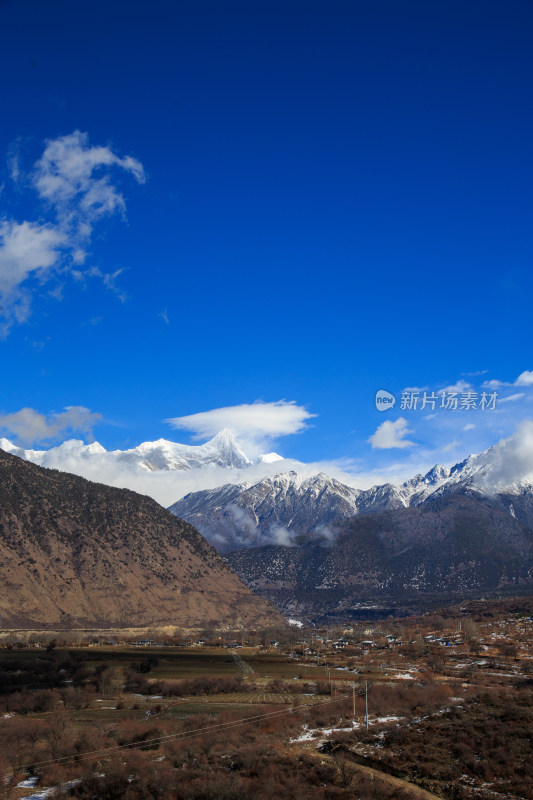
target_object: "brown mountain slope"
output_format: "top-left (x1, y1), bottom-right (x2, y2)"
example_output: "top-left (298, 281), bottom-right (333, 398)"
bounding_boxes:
top-left (0, 450), bottom-right (283, 629)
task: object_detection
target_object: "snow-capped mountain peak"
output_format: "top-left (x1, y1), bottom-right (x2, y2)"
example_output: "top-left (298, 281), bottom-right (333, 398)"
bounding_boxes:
top-left (169, 469), bottom-right (362, 551)
top-left (115, 429), bottom-right (252, 472)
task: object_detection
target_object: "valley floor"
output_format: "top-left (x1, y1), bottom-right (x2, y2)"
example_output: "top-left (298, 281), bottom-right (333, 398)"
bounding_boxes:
top-left (1, 601), bottom-right (532, 800)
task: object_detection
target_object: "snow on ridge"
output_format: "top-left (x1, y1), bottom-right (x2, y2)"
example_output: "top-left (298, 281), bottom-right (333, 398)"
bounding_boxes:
top-left (0, 429), bottom-right (255, 473)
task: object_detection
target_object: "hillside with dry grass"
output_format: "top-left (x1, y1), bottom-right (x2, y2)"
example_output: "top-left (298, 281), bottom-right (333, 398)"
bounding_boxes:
top-left (0, 450), bottom-right (283, 629)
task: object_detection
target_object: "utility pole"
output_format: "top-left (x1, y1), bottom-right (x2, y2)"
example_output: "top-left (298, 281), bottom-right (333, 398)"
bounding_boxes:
top-left (365, 681), bottom-right (368, 730)
top-left (352, 682), bottom-right (355, 718)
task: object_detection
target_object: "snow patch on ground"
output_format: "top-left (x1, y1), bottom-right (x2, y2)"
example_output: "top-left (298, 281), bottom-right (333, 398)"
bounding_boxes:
top-left (290, 720), bottom-right (362, 743)
top-left (290, 713), bottom-right (406, 744)
top-left (19, 779), bottom-right (81, 799)
top-left (17, 778), bottom-right (39, 788)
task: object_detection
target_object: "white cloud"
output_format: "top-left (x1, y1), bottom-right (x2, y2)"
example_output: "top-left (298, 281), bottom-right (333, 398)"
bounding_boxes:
top-left (267, 523), bottom-right (297, 547)
top-left (165, 400), bottom-right (315, 455)
top-left (0, 406), bottom-right (102, 446)
top-left (463, 423), bottom-right (475, 431)
top-left (402, 379), bottom-right (474, 399)
top-left (474, 419), bottom-right (533, 491)
top-left (367, 417), bottom-right (416, 450)
top-left (402, 385), bottom-right (427, 393)
top-left (441, 379), bottom-right (472, 394)
top-left (207, 505), bottom-right (335, 550)
top-left (1, 441), bottom-right (307, 507)
top-left (483, 370), bottom-right (533, 389)
top-left (0, 220), bottom-right (68, 326)
top-left (0, 131), bottom-right (144, 333)
top-left (499, 392), bottom-right (526, 404)
top-left (404, 379), bottom-right (473, 396)
top-left (516, 371), bottom-right (533, 386)
top-left (0, 222), bottom-right (66, 283)
top-left (34, 131), bottom-right (145, 228)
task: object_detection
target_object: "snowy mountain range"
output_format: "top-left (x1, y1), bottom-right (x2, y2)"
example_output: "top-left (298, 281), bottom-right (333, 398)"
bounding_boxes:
top-left (169, 445), bottom-right (533, 551)
top-left (0, 429), bottom-right (255, 472)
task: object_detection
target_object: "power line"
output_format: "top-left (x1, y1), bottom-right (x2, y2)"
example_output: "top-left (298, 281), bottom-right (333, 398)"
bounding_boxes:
top-left (2, 693), bottom-right (353, 778)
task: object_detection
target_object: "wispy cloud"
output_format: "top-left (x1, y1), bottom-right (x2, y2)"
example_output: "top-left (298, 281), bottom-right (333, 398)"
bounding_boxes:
top-left (33, 131), bottom-right (145, 228)
top-left (442, 438), bottom-right (460, 452)
top-left (0, 406), bottom-right (102, 446)
top-left (0, 131), bottom-right (145, 334)
top-left (499, 392), bottom-right (526, 403)
top-left (367, 417), bottom-right (416, 450)
top-left (73, 266), bottom-right (129, 303)
top-left (7, 140), bottom-right (22, 184)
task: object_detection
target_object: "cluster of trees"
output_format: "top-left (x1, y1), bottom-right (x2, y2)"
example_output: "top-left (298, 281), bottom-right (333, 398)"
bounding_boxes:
top-left (125, 673), bottom-right (247, 697)
top-left (0, 709), bottom-right (419, 800)
top-left (125, 672), bottom-right (317, 698)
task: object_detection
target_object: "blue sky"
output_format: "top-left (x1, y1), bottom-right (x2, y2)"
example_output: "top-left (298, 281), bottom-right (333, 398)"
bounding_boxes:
top-left (0, 0), bottom-right (532, 482)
